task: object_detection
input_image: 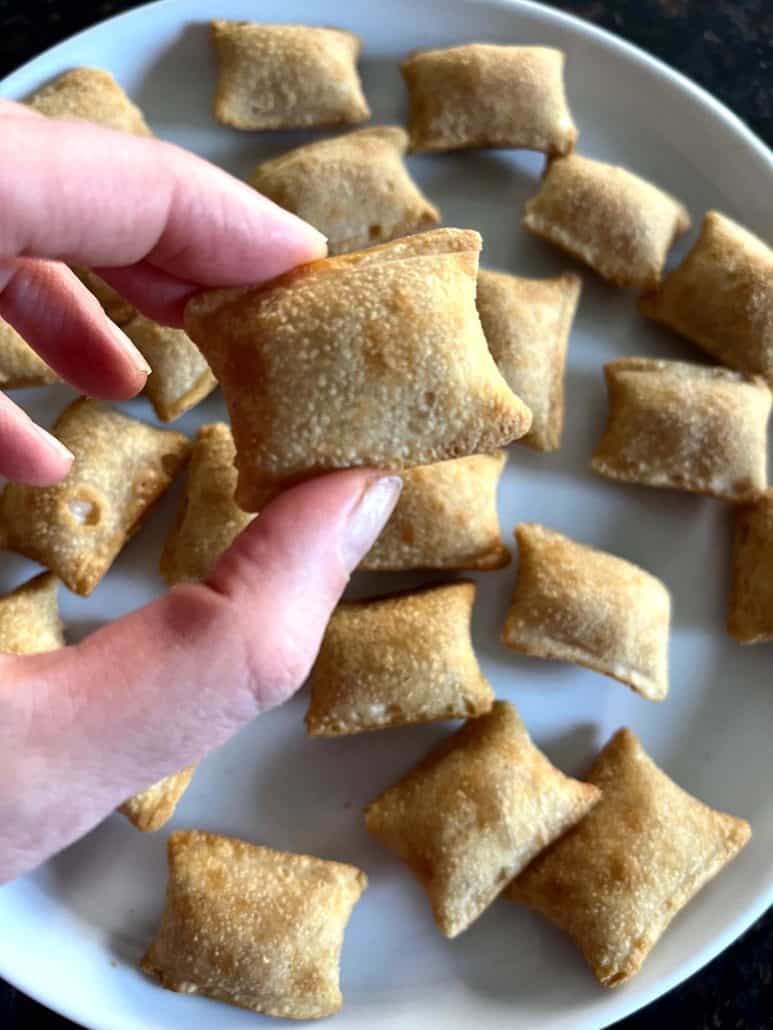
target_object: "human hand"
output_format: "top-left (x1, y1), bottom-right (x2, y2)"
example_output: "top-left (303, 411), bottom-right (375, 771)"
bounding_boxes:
top-left (0, 101), bottom-right (402, 882)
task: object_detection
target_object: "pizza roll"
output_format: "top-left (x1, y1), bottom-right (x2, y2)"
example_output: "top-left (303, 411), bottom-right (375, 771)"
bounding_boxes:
top-left (142, 831), bottom-right (367, 1019)
top-left (250, 126), bottom-right (439, 256)
top-left (365, 701), bottom-right (601, 938)
top-left (592, 357), bottom-right (770, 502)
top-left (523, 155), bottom-right (690, 289)
top-left (728, 489), bottom-right (773, 643)
top-left (122, 313), bottom-right (217, 423)
top-left (0, 317), bottom-right (58, 390)
top-left (0, 573), bottom-right (64, 655)
top-left (401, 44), bottom-right (577, 156)
top-left (501, 524), bottom-right (670, 700)
top-left (211, 21), bottom-right (370, 131)
top-left (640, 211), bottom-right (773, 383)
top-left (161, 423), bottom-right (254, 585)
top-left (361, 453), bottom-right (509, 572)
top-left (72, 267), bottom-right (136, 326)
top-left (185, 228), bottom-right (532, 508)
top-left (120, 768), bottom-right (196, 833)
top-left (306, 582), bottom-right (494, 737)
top-left (26, 67), bottom-right (151, 135)
top-left (0, 399), bottom-right (190, 596)
top-left (508, 728), bottom-right (751, 987)
top-left (476, 270), bottom-right (581, 451)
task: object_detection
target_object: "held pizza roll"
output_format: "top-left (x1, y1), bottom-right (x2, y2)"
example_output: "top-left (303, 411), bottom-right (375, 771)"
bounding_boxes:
top-left (501, 524), bottom-right (671, 701)
top-left (250, 126), bottom-right (439, 256)
top-left (0, 399), bottom-right (191, 596)
top-left (592, 357), bottom-right (770, 502)
top-left (72, 268), bottom-right (136, 327)
top-left (508, 729), bottom-right (751, 987)
top-left (122, 313), bottom-right (217, 422)
top-left (26, 67), bottom-right (151, 135)
top-left (523, 154), bottom-right (690, 290)
top-left (120, 768), bottom-right (196, 833)
top-left (0, 317), bottom-right (59, 389)
top-left (476, 270), bottom-right (581, 451)
top-left (305, 582), bottom-right (494, 736)
top-left (211, 21), bottom-right (370, 130)
top-left (728, 490), bottom-right (773, 643)
top-left (160, 423), bottom-right (254, 585)
top-left (185, 228), bottom-right (532, 509)
top-left (640, 211), bottom-right (773, 383)
top-left (0, 573), bottom-right (64, 655)
top-left (361, 453), bottom-right (510, 572)
top-left (364, 701), bottom-right (601, 938)
top-left (401, 44), bottom-right (577, 155)
top-left (142, 831), bottom-right (367, 1019)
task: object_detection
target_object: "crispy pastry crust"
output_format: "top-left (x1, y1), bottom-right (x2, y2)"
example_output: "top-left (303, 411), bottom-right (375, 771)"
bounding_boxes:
top-left (0, 572), bottom-right (64, 655)
top-left (728, 489), bottom-right (773, 643)
top-left (120, 768), bottom-right (196, 833)
top-left (26, 67), bottom-right (151, 135)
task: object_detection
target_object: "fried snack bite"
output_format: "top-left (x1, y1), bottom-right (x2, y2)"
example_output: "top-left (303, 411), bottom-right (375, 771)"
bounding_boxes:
top-left (142, 831), bottom-right (367, 1019)
top-left (0, 399), bottom-right (190, 596)
top-left (0, 572), bottom-right (64, 655)
top-left (122, 313), bottom-right (217, 423)
top-left (501, 524), bottom-right (670, 700)
top-left (523, 154), bottom-right (689, 290)
top-left (592, 357), bottom-right (770, 502)
top-left (0, 317), bottom-right (59, 390)
top-left (185, 228), bottom-right (532, 509)
top-left (476, 270), bottom-right (581, 451)
top-left (161, 423), bottom-right (254, 586)
top-left (728, 489), bottom-right (773, 643)
top-left (306, 582), bottom-right (493, 737)
top-left (119, 768), bottom-right (196, 833)
top-left (365, 701), bottom-right (601, 938)
top-left (210, 21), bottom-right (370, 130)
top-left (401, 44), bottom-right (577, 155)
top-left (26, 67), bottom-right (151, 135)
top-left (361, 452), bottom-right (509, 571)
top-left (640, 211), bottom-right (773, 383)
top-left (250, 126), bottom-right (439, 256)
top-left (508, 729), bottom-right (751, 987)
top-left (72, 267), bottom-right (136, 326)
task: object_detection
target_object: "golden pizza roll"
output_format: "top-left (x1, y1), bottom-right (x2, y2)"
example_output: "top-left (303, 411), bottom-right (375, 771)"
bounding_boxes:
top-left (160, 423), bottom-right (254, 585)
top-left (26, 67), bottom-right (151, 135)
top-left (72, 267), bottom-right (136, 326)
top-left (592, 357), bottom-right (770, 502)
top-left (0, 399), bottom-right (190, 596)
top-left (501, 523), bottom-right (670, 700)
top-left (640, 211), bottom-right (773, 383)
top-left (0, 572), bottom-right (64, 655)
top-left (727, 489), bottom-right (773, 643)
top-left (142, 830), bottom-right (367, 1019)
top-left (306, 582), bottom-right (493, 737)
top-left (523, 154), bottom-right (690, 290)
top-left (210, 20), bottom-right (370, 130)
top-left (365, 701), bottom-right (601, 938)
top-left (361, 452), bottom-right (510, 572)
top-left (476, 270), bottom-right (581, 451)
top-left (401, 44), bottom-right (577, 155)
top-left (0, 317), bottom-right (59, 390)
top-left (119, 768), bottom-right (196, 833)
top-left (122, 313), bottom-right (217, 423)
top-left (185, 228), bottom-right (532, 509)
top-left (250, 126), bottom-right (439, 256)
top-left (508, 728), bottom-right (751, 987)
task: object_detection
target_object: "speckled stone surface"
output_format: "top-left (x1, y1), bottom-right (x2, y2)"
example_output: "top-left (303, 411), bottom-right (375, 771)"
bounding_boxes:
top-left (0, 1), bottom-right (771, 1028)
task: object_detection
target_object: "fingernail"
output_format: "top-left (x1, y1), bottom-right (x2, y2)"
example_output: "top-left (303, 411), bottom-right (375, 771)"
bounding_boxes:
top-left (341, 475), bottom-right (402, 573)
top-left (31, 421), bottom-right (74, 466)
top-left (108, 321), bottom-right (151, 376)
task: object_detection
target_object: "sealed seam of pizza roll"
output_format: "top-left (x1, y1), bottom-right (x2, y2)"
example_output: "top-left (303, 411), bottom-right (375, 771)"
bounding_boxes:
top-left (184, 228), bottom-right (533, 509)
top-left (119, 768), bottom-right (196, 833)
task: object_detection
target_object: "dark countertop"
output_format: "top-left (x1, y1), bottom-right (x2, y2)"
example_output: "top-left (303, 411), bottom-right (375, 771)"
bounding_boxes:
top-left (1, 1), bottom-right (771, 1028)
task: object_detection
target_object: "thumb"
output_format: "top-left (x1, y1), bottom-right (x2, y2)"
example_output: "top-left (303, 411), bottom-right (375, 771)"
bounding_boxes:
top-left (0, 469), bottom-right (400, 881)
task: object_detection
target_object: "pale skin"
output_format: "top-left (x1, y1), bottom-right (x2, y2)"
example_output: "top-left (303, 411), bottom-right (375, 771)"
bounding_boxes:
top-left (0, 100), bottom-right (402, 882)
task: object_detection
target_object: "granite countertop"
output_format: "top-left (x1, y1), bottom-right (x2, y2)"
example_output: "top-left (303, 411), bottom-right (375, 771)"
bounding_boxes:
top-left (0, 1), bottom-right (771, 1028)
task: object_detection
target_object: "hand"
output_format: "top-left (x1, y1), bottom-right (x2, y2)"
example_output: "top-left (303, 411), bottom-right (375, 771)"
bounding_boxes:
top-left (0, 102), bottom-right (402, 882)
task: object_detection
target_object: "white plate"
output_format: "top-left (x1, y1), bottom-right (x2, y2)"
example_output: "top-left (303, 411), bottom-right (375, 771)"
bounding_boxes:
top-left (1, 1), bottom-right (771, 1027)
